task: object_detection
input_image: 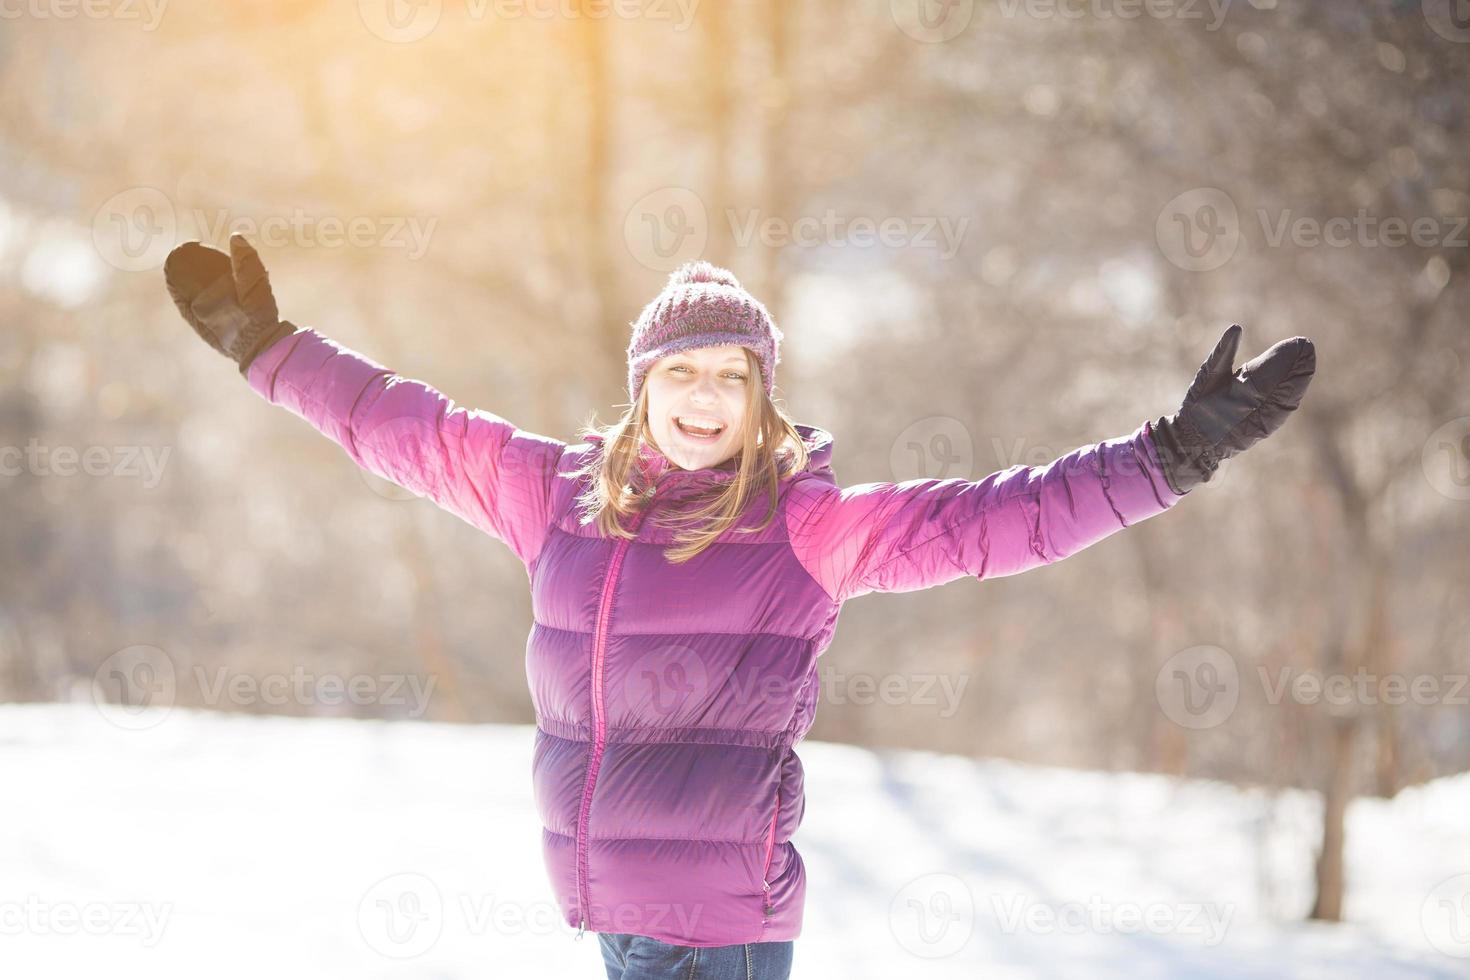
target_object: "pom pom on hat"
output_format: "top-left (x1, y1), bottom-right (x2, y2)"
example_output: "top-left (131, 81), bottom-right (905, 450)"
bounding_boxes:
top-left (669, 260), bottom-right (742, 289)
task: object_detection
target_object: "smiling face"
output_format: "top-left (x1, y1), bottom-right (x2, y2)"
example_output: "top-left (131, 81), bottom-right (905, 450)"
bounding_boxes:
top-left (643, 344), bottom-right (754, 471)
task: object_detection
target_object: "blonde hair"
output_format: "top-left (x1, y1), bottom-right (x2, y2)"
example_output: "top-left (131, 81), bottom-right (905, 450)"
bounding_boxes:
top-left (570, 347), bottom-right (810, 564)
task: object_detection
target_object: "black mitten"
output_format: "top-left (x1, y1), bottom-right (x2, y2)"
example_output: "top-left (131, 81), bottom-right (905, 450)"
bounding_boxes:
top-left (1152, 324), bottom-right (1316, 495)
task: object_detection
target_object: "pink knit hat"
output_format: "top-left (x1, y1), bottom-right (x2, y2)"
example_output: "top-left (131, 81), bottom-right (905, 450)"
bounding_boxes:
top-left (626, 261), bottom-right (782, 403)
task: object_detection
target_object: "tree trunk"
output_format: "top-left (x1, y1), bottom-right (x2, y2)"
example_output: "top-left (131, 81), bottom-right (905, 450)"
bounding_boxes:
top-left (702, 0), bottom-right (733, 269)
top-left (1310, 715), bottom-right (1357, 921)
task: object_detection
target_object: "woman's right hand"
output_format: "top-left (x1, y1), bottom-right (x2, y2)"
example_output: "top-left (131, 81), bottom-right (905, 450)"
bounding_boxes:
top-left (164, 233), bottom-right (296, 376)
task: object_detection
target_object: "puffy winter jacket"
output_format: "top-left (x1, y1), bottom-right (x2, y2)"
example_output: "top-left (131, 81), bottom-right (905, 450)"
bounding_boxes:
top-left (244, 326), bottom-right (1185, 947)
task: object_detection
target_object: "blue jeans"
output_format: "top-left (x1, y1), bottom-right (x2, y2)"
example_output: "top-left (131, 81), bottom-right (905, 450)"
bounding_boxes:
top-left (597, 932), bottom-right (795, 980)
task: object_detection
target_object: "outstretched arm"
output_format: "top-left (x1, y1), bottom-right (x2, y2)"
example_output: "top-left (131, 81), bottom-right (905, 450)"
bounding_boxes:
top-left (164, 234), bottom-right (564, 568)
top-left (245, 327), bottom-right (564, 566)
top-left (786, 420), bottom-right (1180, 603)
top-left (786, 324), bottom-right (1315, 604)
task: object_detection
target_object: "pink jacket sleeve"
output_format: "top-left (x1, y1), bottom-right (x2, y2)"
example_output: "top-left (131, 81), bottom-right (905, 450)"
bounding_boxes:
top-left (785, 420), bottom-right (1183, 604)
top-left (245, 326), bottom-right (565, 568)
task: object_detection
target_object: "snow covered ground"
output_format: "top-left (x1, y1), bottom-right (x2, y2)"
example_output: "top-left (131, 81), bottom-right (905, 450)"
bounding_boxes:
top-left (2, 702), bottom-right (1467, 979)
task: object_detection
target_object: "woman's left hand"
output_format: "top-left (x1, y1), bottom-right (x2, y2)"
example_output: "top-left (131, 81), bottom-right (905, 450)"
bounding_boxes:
top-left (1151, 324), bottom-right (1317, 495)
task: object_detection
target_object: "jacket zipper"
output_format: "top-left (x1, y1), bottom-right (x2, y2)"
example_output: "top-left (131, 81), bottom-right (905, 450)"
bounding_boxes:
top-left (574, 506), bottom-right (648, 940)
top-left (760, 788), bottom-right (781, 918)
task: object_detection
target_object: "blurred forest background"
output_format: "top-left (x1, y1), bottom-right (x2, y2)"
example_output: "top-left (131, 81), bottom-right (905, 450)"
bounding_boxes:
top-left (1, 0), bottom-right (1467, 926)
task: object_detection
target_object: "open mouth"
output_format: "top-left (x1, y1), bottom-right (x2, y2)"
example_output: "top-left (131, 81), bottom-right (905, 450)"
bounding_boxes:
top-left (674, 415), bottom-right (726, 441)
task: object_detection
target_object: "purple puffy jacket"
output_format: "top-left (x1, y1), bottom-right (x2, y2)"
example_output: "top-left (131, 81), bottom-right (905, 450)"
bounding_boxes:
top-left (245, 326), bottom-right (1185, 947)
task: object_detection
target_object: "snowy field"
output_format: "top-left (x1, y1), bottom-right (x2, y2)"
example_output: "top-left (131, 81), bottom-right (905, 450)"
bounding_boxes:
top-left (2, 702), bottom-right (1467, 979)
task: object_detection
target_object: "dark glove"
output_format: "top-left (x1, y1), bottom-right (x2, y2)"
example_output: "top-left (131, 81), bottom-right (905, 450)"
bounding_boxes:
top-left (164, 234), bottom-right (296, 376)
top-left (1151, 324), bottom-right (1316, 495)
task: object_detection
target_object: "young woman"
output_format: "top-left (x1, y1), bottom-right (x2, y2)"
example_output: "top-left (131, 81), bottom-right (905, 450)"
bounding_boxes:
top-left (164, 235), bottom-right (1315, 980)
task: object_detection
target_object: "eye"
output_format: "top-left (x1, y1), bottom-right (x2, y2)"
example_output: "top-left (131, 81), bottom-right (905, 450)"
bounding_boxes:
top-left (724, 372), bottom-right (747, 382)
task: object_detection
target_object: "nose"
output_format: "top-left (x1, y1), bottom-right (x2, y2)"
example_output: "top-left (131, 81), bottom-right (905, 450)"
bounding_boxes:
top-left (689, 376), bottom-right (718, 405)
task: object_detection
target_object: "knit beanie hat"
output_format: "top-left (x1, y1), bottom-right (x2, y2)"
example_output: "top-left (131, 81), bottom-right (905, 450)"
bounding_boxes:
top-left (626, 260), bottom-right (782, 404)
